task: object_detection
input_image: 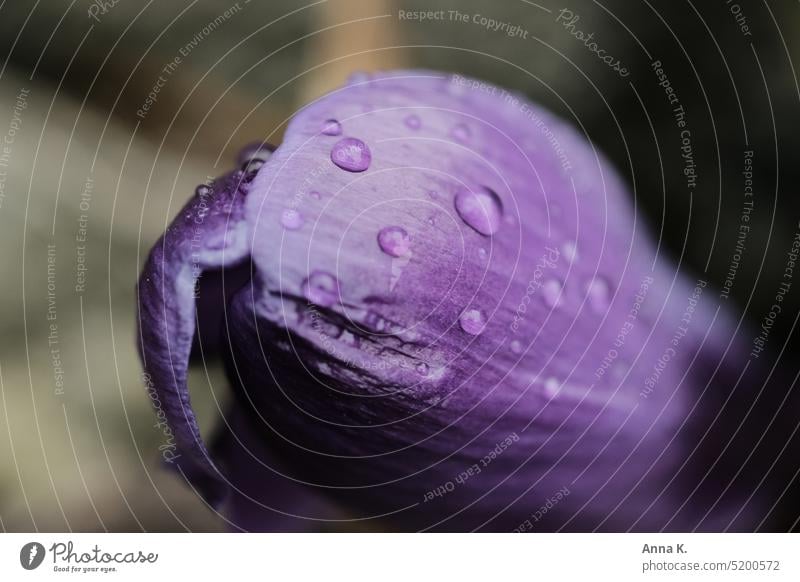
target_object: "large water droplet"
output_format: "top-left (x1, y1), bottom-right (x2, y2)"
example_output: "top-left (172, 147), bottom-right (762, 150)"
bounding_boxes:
top-left (331, 137), bottom-right (371, 172)
top-left (454, 186), bottom-right (503, 236)
top-left (302, 271), bottom-right (340, 307)
top-left (377, 226), bottom-right (411, 258)
top-left (404, 114), bottom-right (421, 130)
top-left (321, 119), bottom-right (342, 136)
top-left (459, 309), bottom-right (487, 335)
top-left (280, 208), bottom-right (304, 230)
top-left (542, 278), bottom-right (563, 308)
top-left (586, 276), bottom-right (612, 311)
top-left (450, 123), bottom-right (471, 143)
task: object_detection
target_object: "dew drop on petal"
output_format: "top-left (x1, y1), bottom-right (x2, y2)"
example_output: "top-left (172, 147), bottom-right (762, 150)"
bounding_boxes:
top-left (321, 119), bottom-right (342, 136)
top-left (302, 271), bottom-right (340, 307)
top-left (459, 309), bottom-right (487, 335)
top-left (377, 226), bottom-right (411, 257)
top-left (586, 276), bottom-right (612, 311)
top-left (331, 137), bottom-right (371, 172)
top-left (347, 71), bottom-right (371, 85)
top-left (542, 278), bottom-right (563, 308)
top-left (237, 142), bottom-right (274, 166)
top-left (454, 186), bottom-right (503, 236)
top-left (280, 208), bottom-right (304, 230)
top-left (450, 123), bottom-right (471, 143)
top-left (241, 158), bottom-right (265, 176)
top-left (562, 241), bottom-right (578, 263)
top-left (543, 377), bottom-right (561, 396)
top-left (404, 114), bottom-right (421, 130)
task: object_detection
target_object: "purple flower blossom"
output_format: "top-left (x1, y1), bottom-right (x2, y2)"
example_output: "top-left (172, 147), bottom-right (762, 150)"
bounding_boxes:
top-left (137, 71), bottom-right (782, 531)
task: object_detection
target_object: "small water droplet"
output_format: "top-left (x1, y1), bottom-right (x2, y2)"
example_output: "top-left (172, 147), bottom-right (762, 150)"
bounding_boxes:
top-left (543, 377), bottom-right (561, 396)
top-left (302, 271), bottom-right (340, 307)
top-left (478, 247), bottom-right (488, 261)
top-left (562, 241), bottom-right (578, 263)
top-left (331, 137), bottom-right (371, 172)
top-left (450, 123), bottom-right (471, 143)
top-left (377, 226), bottom-right (411, 258)
top-left (416, 362), bottom-right (429, 376)
top-left (309, 190), bottom-right (321, 200)
top-left (321, 119), bottom-right (342, 136)
top-left (347, 71), bottom-right (372, 85)
top-left (454, 186), bottom-right (503, 236)
top-left (510, 340), bottom-right (523, 354)
top-left (195, 184), bottom-right (212, 197)
top-left (459, 309), bottom-right (487, 335)
top-left (280, 208), bottom-right (304, 230)
top-left (586, 276), bottom-right (612, 311)
top-left (237, 142), bottom-right (274, 166)
top-left (404, 114), bottom-right (421, 130)
top-left (241, 158), bottom-right (265, 176)
top-left (542, 278), bottom-right (563, 308)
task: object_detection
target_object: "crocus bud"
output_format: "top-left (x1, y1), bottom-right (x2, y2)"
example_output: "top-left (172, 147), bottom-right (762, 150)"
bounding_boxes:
top-left (137, 71), bottom-right (789, 531)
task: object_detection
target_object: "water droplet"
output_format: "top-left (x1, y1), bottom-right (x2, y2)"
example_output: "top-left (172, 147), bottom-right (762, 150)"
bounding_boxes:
top-left (562, 241), bottom-right (578, 263)
top-left (237, 142), bottom-right (274, 166)
top-left (347, 71), bottom-right (372, 85)
top-left (331, 137), bottom-right (371, 172)
top-left (454, 186), bottom-right (503, 236)
top-left (321, 119), bottom-right (342, 136)
top-left (510, 340), bottom-right (523, 354)
top-left (280, 208), bottom-right (304, 230)
top-left (459, 309), bottom-right (487, 335)
top-left (302, 271), bottom-right (340, 307)
top-left (586, 276), bottom-right (612, 311)
top-left (450, 123), bottom-right (471, 143)
top-left (416, 362), bottom-right (429, 376)
top-left (543, 377), bottom-right (561, 396)
top-left (404, 114), bottom-right (421, 130)
top-left (542, 278), bottom-right (563, 308)
top-left (478, 247), bottom-right (488, 261)
top-left (241, 158), bottom-right (265, 176)
top-left (377, 226), bottom-right (411, 258)
top-left (309, 190), bottom-right (321, 200)
top-left (195, 184), bottom-right (212, 197)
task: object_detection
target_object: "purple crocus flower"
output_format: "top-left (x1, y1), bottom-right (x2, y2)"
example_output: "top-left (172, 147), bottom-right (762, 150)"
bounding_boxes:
top-left (137, 70), bottom-right (783, 531)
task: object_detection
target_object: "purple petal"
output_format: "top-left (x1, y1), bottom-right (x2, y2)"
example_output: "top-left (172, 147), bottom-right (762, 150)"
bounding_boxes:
top-left (136, 157), bottom-right (258, 507)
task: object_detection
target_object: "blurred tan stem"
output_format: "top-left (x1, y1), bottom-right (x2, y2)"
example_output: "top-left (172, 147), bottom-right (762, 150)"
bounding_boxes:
top-left (300, 0), bottom-right (408, 101)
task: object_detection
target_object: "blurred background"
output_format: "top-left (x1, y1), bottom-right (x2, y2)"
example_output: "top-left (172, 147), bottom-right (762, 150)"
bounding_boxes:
top-left (0, 0), bottom-right (798, 531)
